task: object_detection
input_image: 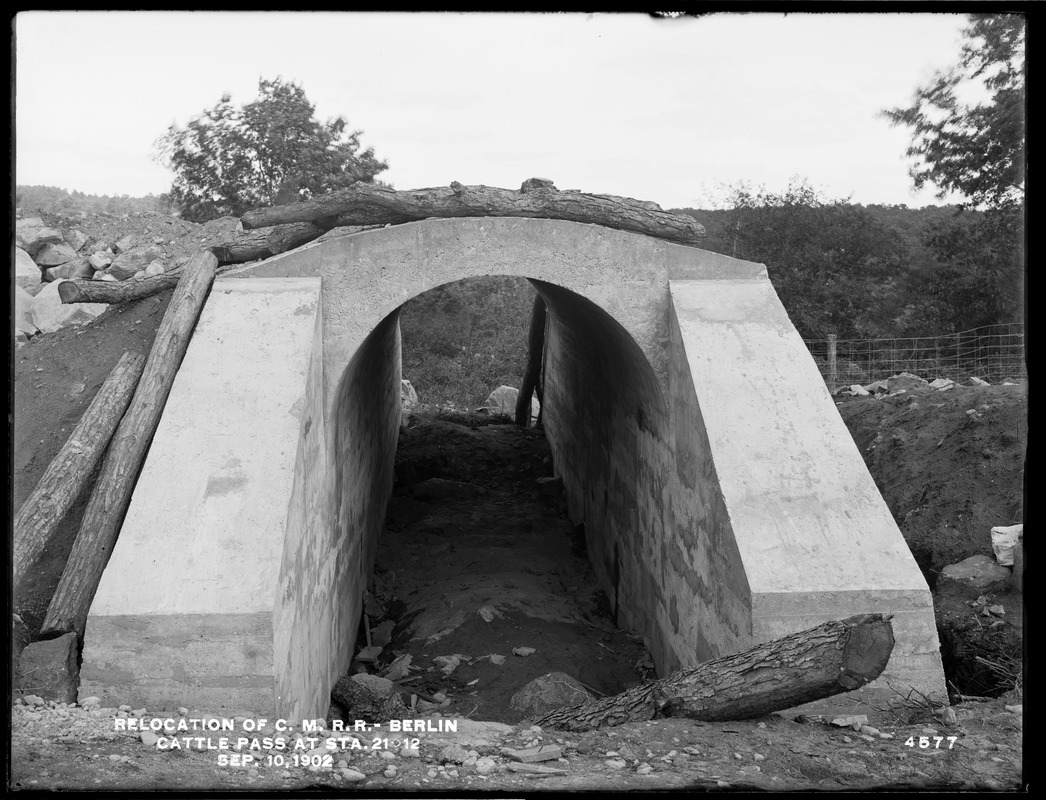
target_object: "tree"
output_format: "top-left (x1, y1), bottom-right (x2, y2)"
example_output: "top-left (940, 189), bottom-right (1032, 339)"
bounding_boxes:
top-left (709, 178), bottom-right (909, 340)
top-left (884, 14), bottom-right (1025, 328)
top-left (883, 14), bottom-right (1025, 210)
top-left (155, 77), bottom-right (388, 222)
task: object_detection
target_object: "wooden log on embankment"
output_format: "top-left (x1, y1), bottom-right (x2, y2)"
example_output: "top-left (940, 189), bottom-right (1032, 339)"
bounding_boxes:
top-left (13, 351), bottom-right (146, 587)
top-left (40, 250), bottom-right (218, 640)
top-left (531, 614), bottom-right (895, 732)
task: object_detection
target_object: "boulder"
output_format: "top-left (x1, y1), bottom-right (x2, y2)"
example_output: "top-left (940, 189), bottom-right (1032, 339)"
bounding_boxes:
top-left (15, 218), bottom-right (63, 256)
top-left (15, 246), bottom-right (41, 291)
top-left (31, 281), bottom-right (108, 333)
top-left (509, 671), bottom-right (591, 717)
top-left (862, 379), bottom-right (889, 394)
top-left (88, 252), bottom-right (113, 269)
top-left (15, 286), bottom-right (38, 336)
top-left (845, 384), bottom-right (870, 396)
top-left (886, 372), bottom-right (929, 393)
top-left (482, 385), bottom-right (540, 419)
top-left (929, 378), bottom-right (956, 390)
top-left (17, 632), bottom-right (79, 704)
top-left (44, 257), bottom-right (94, 282)
top-left (66, 228), bottom-right (88, 252)
top-left (937, 555), bottom-right (1012, 598)
top-left (964, 377), bottom-right (991, 386)
top-left (144, 260), bottom-right (166, 278)
top-left (109, 245), bottom-right (164, 280)
top-left (34, 242), bottom-right (80, 267)
top-left (114, 234), bottom-right (137, 253)
top-left (94, 271), bottom-right (118, 282)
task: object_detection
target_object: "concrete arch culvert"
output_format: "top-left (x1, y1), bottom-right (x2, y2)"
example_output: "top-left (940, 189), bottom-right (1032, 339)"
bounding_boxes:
top-left (81, 216), bottom-right (946, 720)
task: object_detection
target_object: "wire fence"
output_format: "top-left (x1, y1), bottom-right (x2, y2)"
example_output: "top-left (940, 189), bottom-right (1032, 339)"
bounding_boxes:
top-left (804, 323), bottom-right (1026, 390)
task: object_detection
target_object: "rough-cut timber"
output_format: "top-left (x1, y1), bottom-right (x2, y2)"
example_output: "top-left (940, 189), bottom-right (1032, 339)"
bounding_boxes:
top-left (207, 221), bottom-right (326, 263)
top-left (40, 251), bottom-right (219, 640)
top-left (516, 294), bottom-right (547, 426)
top-left (531, 614), bottom-right (895, 731)
top-left (239, 180), bottom-right (707, 245)
top-left (13, 351), bottom-right (146, 587)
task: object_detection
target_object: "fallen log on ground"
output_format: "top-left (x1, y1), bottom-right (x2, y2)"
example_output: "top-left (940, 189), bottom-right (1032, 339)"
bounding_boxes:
top-left (239, 179), bottom-right (707, 246)
top-left (515, 294), bottom-right (546, 427)
top-left (13, 351), bottom-right (146, 587)
top-left (59, 273), bottom-right (184, 305)
top-left (40, 250), bottom-right (219, 640)
top-left (531, 613), bottom-right (895, 731)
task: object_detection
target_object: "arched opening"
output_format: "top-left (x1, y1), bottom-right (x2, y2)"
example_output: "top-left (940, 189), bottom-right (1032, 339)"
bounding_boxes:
top-left (326, 274), bottom-right (668, 721)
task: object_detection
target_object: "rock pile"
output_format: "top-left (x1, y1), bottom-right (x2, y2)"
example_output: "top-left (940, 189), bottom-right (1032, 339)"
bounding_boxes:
top-left (834, 371), bottom-right (1016, 399)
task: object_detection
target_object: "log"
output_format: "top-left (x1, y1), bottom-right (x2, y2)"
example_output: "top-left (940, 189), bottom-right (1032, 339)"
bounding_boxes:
top-left (40, 250), bottom-right (219, 639)
top-left (239, 179), bottom-right (707, 245)
top-left (13, 351), bottom-right (146, 587)
top-left (207, 221), bottom-right (326, 263)
top-left (531, 614), bottom-right (895, 731)
top-left (331, 676), bottom-right (408, 723)
top-left (515, 294), bottom-right (546, 427)
top-left (58, 274), bottom-right (181, 305)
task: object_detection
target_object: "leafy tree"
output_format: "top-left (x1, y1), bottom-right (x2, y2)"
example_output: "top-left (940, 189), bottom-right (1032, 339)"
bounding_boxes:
top-left (154, 77), bottom-right (388, 222)
top-left (884, 14), bottom-right (1025, 328)
top-left (704, 179), bottom-right (909, 339)
top-left (883, 13), bottom-right (1025, 209)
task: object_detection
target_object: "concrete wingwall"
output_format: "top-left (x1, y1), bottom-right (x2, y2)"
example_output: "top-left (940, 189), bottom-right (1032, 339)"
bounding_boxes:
top-left (82, 217), bottom-right (944, 718)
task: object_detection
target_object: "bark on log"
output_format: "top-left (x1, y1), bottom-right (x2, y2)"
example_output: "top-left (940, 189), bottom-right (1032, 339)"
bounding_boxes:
top-left (515, 294), bottom-right (547, 427)
top-left (207, 221), bottom-right (325, 263)
top-left (531, 614), bottom-right (895, 731)
top-left (13, 351), bottom-right (146, 587)
top-left (240, 180), bottom-right (707, 246)
top-left (40, 251), bottom-right (219, 639)
top-left (331, 676), bottom-right (409, 723)
top-left (59, 274), bottom-right (181, 305)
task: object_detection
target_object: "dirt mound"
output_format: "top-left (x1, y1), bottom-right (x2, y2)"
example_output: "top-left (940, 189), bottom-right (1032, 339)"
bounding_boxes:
top-left (835, 383), bottom-right (1026, 586)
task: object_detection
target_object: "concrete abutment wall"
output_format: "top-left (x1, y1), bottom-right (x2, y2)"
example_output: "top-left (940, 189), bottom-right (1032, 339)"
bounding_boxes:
top-left (81, 218), bottom-right (945, 718)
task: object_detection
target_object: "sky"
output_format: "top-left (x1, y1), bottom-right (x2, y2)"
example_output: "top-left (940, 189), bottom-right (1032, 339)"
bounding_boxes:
top-left (14, 11), bottom-right (974, 210)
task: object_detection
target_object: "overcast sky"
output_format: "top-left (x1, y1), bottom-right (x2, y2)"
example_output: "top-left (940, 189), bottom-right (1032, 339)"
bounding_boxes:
top-left (15, 11), bottom-right (972, 210)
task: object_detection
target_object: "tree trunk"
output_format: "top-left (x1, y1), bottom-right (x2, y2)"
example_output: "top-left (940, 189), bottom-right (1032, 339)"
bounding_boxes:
top-left (207, 221), bottom-right (326, 263)
top-left (531, 614), bottom-right (895, 731)
top-left (59, 274), bottom-right (183, 305)
top-left (40, 251), bottom-right (219, 640)
top-left (13, 351), bottom-right (146, 587)
top-left (515, 294), bottom-right (547, 427)
top-left (239, 180), bottom-right (707, 246)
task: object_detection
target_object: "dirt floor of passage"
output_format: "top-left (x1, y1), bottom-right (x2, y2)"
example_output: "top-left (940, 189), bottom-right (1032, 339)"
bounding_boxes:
top-left (357, 413), bottom-right (651, 724)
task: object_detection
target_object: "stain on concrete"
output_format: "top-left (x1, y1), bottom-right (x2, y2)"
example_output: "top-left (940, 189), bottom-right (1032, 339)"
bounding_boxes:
top-left (205, 473), bottom-right (247, 497)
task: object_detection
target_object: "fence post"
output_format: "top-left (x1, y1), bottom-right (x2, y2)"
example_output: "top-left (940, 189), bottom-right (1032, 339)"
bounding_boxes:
top-left (954, 332), bottom-right (961, 377)
top-left (827, 333), bottom-right (837, 392)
